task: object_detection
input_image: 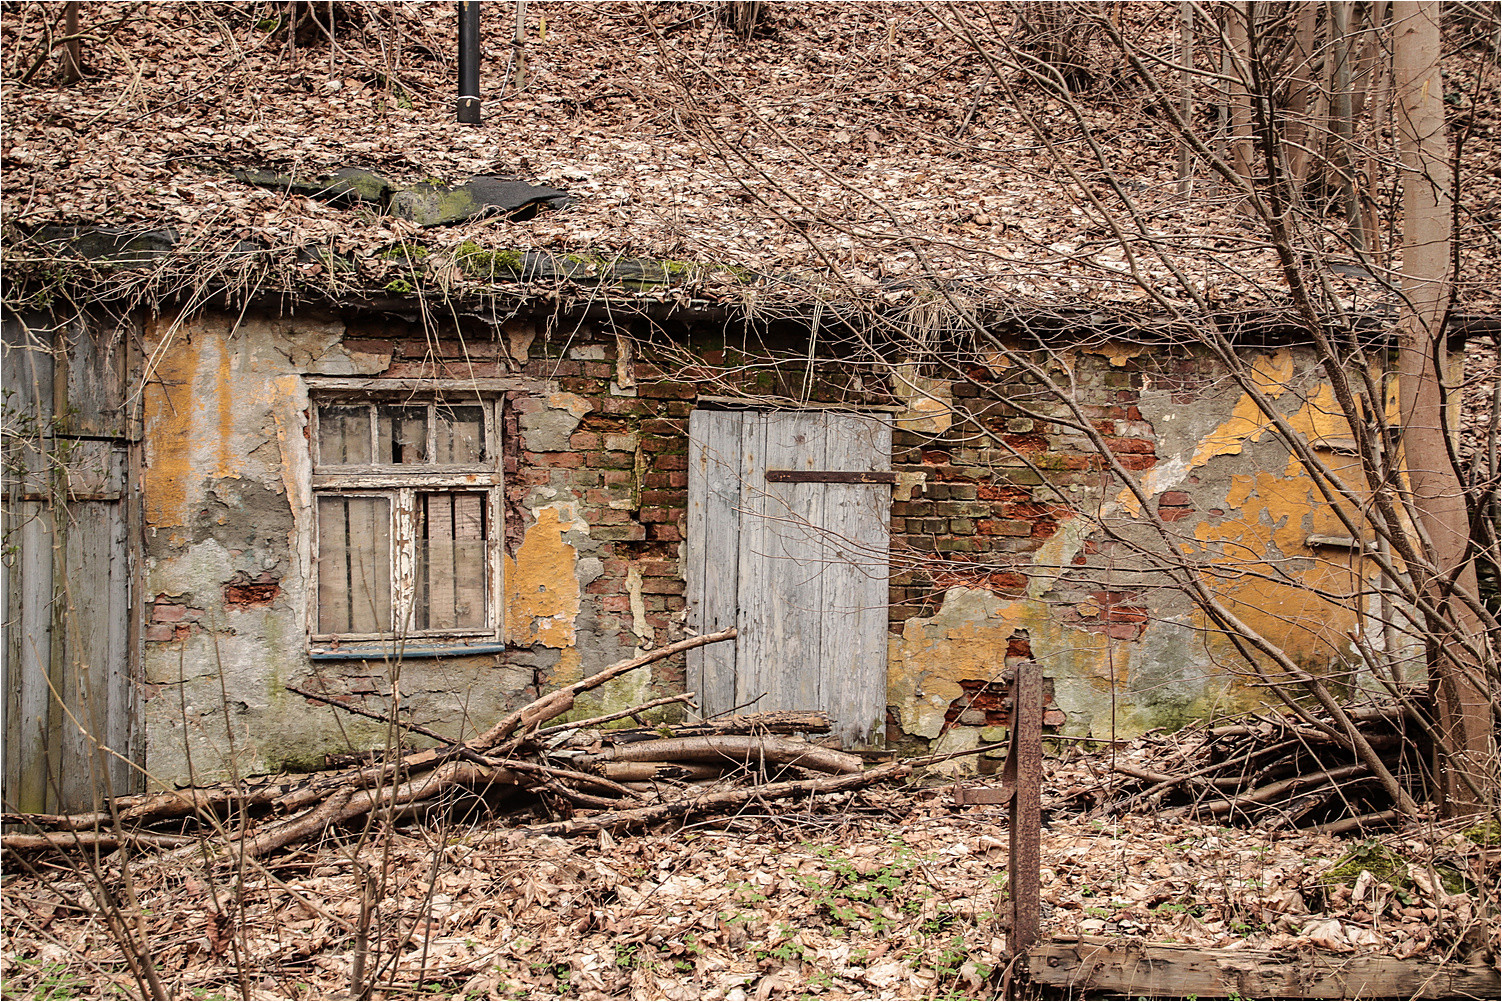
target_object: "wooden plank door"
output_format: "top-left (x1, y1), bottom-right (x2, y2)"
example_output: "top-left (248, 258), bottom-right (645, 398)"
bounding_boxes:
top-left (2, 316), bottom-right (138, 813)
top-left (687, 409), bottom-right (890, 746)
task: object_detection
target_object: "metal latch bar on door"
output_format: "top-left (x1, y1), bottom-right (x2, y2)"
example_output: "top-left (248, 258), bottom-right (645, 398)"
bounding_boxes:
top-left (765, 470), bottom-right (897, 484)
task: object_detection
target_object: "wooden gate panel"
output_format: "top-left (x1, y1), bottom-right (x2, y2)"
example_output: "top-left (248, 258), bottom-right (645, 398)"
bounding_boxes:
top-left (687, 409), bottom-right (890, 744)
top-left (686, 409), bottom-right (742, 716)
top-left (740, 411), bottom-right (827, 714)
top-left (820, 415), bottom-right (891, 746)
top-left (2, 316), bottom-right (137, 813)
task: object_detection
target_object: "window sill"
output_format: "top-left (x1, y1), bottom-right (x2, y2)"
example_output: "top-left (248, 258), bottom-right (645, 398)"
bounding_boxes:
top-left (308, 641), bottom-right (506, 661)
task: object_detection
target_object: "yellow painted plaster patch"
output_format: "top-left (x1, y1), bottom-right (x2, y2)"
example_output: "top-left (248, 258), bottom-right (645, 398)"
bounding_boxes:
top-left (216, 345), bottom-right (235, 478)
top-left (1284, 382), bottom-right (1351, 446)
top-left (551, 646), bottom-right (582, 687)
top-left (1251, 350), bottom-right (1294, 397)
top-left (144, 317), bottom-right (277, 526)
top-left (1186, 351), bottom-right (1298, 468)
top-left (889, 588), bottom-right (1114, 738)
top-left (504, 505), bottom-right (582, 647)
top-left (143, 332), bottom-right (196, 527)
top-left (1194, 465), bottom-right (1361, 664)
top-left (1118, 356), bottom-right (1356, 516)
top-left (1225, 474), bottom-right (1257, 509)
top-left (1188, 391), bottom-right (1276, 469)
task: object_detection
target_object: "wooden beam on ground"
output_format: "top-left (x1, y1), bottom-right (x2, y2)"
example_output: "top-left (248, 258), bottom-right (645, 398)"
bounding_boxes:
top-left (1027, 936), bottom-right (1500, 999)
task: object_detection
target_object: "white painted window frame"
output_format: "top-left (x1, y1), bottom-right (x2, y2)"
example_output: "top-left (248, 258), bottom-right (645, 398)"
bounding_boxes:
top-left (307, 392), bottom-right (505, 653)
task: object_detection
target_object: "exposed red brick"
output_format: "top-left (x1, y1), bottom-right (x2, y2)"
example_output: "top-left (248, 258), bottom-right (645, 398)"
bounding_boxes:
top-left (976, 484), bottom-right (1030, 504)
top-left (638, 380), bottom-right (698, 400)
top-left (527, 451), bottom-right (585, 469)
top-left (977, 519), bottom-right (1033, 537)
top-left (1002, 433), bottom-right (1048, 453)
top-left (223, 583), bottom-right (279, 607)
top-left (1104, 437), bottom-right (1155, 454)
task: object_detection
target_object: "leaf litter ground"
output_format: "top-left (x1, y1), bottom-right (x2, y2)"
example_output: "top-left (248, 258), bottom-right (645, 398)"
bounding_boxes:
top-left (3, 752), bottom-right (1496, 1001)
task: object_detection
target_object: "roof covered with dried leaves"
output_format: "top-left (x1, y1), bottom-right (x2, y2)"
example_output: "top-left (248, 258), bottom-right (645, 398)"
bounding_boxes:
top-left (2, 2), bottom-right (1497, 323)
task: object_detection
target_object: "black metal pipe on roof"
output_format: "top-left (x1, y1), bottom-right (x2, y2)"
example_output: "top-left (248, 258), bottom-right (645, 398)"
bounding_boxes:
top-left (457, 2), bottom-right (481, 124)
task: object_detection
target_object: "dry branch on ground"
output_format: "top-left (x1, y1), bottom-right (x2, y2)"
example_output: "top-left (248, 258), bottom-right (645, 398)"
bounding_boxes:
top-left (1074, 696), bottom-right (1436, 833)
top-left (1, 629), bottom-right (908, 859)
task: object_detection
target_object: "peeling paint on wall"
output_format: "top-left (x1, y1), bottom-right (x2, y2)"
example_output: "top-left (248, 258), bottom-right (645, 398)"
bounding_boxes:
top-left (626, 566), bottom-right (653, 649)
top-left (888, 586), bottom-right (1255, 755)
top-left (893, 364), bottom-right (953, 434)
top-left (127, 308), bottom-right (1405, 784)
top-left (504, 504), bottom-right (585, 647)
top-left (519, 391), bottom-right (592, 451)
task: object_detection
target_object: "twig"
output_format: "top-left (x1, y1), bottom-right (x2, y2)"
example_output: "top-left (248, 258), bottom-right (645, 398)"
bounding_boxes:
top-left (284, 683), bottom-right (454, 745)
top-left (475, 629), bottom-right (737, 748)
top-left (524, 763), bottom-right (911, 837)
top-left (532, 692), bottom-right (697, 736)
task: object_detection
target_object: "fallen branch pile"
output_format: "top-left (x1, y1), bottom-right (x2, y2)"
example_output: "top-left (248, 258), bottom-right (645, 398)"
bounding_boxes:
top-left (1, 629), bottom-right (908, 859)
top-left (1079, 698), bottom-right (1430, 834)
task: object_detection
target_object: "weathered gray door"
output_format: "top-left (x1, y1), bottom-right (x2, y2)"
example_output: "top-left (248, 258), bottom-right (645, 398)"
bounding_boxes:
top-left (2, 316), bottom-right (138, 813)
top-left (686, 409), bottom-right (891, 746)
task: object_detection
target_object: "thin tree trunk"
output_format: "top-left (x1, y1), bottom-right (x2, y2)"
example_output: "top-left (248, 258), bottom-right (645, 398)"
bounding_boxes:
top-left (1329, 2), bottom-right (1365, 247)
top-left (1283, 1), bottom-right (1320, 192)
top-left (1391, 0), bottom-right (1493, 815)
top-left (1177, 2), bottom-right (1195, 196)
top-left (60, 2), bottom-right (81, 83)
top-left (1226, 3), bottom-right (1256, 184)
top-left (513, 1), bottom-right (527, 94)
top-left (1362, 1), bottom-right (1392, 253)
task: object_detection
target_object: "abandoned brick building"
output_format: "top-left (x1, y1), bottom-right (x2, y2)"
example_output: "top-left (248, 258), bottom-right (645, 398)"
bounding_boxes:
top-left (4, 5), bottom-right (1495, 812)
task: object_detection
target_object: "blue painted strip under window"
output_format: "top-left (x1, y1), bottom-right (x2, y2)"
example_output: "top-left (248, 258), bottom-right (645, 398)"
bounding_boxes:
top-left (308, 643), bottom-right (507, 661)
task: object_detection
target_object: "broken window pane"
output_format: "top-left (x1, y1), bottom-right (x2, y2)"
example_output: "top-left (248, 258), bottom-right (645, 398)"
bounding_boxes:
top-left (377, 405), bottom-right (428, 464)
top-left (414, 492), bottom-right (487, 631)
top-left (434, 405), bottom-right (486, 464)
top-left (317, 405), bottom-right (372, 465)
top-left (317, 496), bottom-right (391, 634)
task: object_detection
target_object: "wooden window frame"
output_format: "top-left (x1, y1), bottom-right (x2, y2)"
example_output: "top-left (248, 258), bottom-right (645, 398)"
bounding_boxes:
top-left (308, 394), bottom-right (504, 654)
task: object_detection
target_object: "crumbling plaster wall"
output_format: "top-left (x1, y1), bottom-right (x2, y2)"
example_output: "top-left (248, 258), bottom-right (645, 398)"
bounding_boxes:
top-left (136, 307), bottom-right (1400, 784)
top-left (881, 342), bottom-right (1411, 763)
top-left (140, 312), bottom-right (519, 782)
top-left (139, 311), bottom-right (685, 785)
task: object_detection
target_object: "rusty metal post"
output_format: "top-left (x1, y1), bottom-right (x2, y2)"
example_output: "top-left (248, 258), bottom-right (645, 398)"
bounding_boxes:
top-left (1004, 660), bottom-right (1042, 959)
